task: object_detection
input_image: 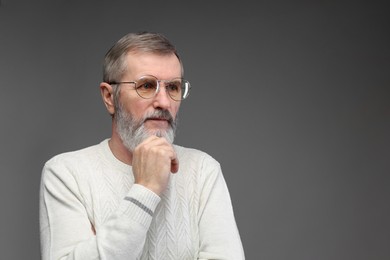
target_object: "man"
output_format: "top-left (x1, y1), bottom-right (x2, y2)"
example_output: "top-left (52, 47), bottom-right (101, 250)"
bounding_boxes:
top-left (40, 32), bottom-right (244, 260)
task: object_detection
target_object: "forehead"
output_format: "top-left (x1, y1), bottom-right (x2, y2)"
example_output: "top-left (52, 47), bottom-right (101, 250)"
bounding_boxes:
top-left (124, 52), bottom-right (182, 80)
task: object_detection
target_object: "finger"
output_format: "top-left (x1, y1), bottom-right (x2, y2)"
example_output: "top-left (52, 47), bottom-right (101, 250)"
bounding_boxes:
top-left (171, 156), bottom-right (179, 173)
top-left (144, 134), bottom-right (172, 145)
top-left (135, 135), bottom-right (166, 152)
top-left (148, 142), bottom-right (179, 173)
top-left (142, 135), bottom-right (161, 145)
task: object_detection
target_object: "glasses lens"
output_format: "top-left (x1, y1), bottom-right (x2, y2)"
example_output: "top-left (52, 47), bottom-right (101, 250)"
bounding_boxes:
top-left (166, 79), bottom-right (191, 101)
top-left (166, 79), bottom-right (183, 100)
top-left (135, 77), bottom-right (158, 98)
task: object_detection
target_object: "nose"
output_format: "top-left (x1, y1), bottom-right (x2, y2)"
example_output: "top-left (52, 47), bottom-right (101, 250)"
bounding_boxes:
top-left (152, 84), bottom-right (171, 110)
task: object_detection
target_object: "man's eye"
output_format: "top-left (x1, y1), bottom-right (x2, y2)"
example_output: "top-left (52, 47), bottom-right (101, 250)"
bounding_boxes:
top-left (138, 82), bottom-right (156, 90)
top-left (167, 83), bottom-right (180, 92)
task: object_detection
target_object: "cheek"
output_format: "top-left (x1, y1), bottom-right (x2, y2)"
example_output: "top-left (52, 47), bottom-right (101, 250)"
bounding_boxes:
top-left (170, 103), bottom-right (181, 118)
top-left (118, 96), bottom-right (147, 119)
top-left (133, 104), bottom-right (151, 119)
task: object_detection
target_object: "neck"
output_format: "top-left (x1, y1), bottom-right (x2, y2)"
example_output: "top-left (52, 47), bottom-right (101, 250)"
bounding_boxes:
top-left (109, 122), bottom-right (134, 165)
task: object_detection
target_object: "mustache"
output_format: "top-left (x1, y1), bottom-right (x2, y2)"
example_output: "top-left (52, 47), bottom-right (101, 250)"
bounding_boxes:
top-left (143, 109), bottom-right (174, 125)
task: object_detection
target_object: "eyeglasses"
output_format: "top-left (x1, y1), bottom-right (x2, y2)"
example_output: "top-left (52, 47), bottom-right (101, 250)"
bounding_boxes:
top-left (109, 75), bottom-right (191, 101)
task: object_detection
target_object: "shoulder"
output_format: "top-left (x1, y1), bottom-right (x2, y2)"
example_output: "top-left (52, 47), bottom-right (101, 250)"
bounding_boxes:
top-left (45, 142), bottom-right (101, 169)
top-left (174, 144), bottom-right (221, 175)
top-left (42, 141), bottom-right (105, 184)
top-left (175, 144), bottom-right (219, 163)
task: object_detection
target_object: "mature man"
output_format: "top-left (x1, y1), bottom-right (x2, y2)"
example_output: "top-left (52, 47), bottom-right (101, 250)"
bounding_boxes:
top-left (40, 32), bottom-right (244, 259)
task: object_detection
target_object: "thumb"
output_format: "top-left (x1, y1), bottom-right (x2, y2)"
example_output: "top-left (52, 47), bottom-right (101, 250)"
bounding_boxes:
top-left (171, 157), bottom-right (179, 173)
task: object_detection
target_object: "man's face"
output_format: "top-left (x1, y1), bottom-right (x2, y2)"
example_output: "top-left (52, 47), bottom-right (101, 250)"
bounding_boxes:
top-left (114, 52), bottom-right (182, 151)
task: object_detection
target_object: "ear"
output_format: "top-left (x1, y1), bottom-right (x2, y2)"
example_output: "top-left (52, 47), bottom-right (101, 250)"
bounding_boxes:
top-left (100, 82), bottom-right (116, 115)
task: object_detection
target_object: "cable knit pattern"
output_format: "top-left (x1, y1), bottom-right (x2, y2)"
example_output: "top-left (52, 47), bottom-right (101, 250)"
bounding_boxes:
top-left (39, 139), bottom-right (244, 260)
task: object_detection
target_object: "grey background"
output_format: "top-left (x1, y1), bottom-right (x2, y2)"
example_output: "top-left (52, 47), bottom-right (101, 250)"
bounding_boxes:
top-left (1, 1), bottom-right (389, 259)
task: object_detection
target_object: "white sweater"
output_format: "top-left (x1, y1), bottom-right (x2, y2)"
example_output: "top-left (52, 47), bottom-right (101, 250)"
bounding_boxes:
top-left (40, 139), bottom-right (245, 260)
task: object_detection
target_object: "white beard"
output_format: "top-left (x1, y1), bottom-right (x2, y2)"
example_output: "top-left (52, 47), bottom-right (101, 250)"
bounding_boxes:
top-left (115, 103), bottom-right (177, 152)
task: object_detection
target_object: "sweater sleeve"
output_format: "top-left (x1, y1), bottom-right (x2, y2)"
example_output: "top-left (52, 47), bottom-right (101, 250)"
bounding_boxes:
top-left (39, 157), bottom-right (161, 260)
top-left (197, 155), bottom-right (245, 260)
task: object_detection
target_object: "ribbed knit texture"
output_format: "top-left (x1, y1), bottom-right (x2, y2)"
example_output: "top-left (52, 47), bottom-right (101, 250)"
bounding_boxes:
top-left (40, 139), bottom-right (244, 260)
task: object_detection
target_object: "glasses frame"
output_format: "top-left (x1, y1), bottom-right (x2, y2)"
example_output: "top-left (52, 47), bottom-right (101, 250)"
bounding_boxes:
top-left (109, 75), bottom-right (191, 101)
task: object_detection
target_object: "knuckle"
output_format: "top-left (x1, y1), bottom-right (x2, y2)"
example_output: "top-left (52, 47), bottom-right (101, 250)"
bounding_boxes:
top-left (157, 149), bottom-right (166, 157)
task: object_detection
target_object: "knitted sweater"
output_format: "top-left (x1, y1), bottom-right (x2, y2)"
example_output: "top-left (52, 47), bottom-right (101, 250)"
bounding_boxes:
top-left (39, 139), bottom-right (245, 260)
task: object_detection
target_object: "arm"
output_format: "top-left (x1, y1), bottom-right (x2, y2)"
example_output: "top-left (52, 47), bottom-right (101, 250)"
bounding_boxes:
top-left (39, 159), bottom-right (160, 260)
top-left (197, 157), bottom-right (245, 260)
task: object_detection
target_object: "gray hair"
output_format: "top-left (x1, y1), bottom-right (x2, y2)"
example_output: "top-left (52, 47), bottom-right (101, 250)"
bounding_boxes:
top-left (103, 32), bottom-right (183, 83)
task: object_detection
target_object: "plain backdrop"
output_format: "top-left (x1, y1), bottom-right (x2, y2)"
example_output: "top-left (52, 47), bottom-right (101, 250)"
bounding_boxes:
top-left (1, 1), bottom-right (389, 259)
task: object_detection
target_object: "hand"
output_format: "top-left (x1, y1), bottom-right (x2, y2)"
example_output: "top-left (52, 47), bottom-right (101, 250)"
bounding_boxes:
top-left (132, 135), bottom-right (179, 196)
